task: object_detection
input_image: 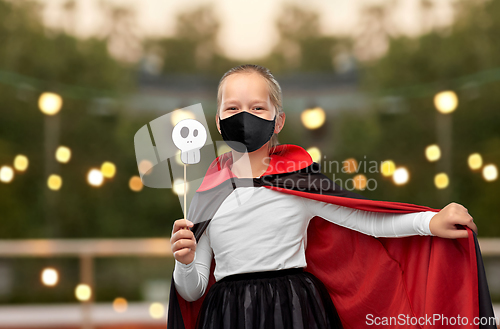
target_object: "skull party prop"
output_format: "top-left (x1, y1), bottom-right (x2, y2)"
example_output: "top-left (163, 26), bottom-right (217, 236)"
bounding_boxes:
top-left (172, 119), bottom-right (207, 164)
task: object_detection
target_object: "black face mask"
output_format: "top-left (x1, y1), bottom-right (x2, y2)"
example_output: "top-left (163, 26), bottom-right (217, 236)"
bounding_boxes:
top-left (219, 111), bottom-right (276, 153)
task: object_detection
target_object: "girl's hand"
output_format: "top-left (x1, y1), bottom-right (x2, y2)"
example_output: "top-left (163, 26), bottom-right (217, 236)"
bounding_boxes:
top-left (170, 219), bottom-right (196, 265)
top-left (429, 202), bottom-right (478, 239)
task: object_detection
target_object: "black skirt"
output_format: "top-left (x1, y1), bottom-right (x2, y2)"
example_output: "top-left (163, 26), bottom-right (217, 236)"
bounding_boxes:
top-left (195, 267), bottom-right (344, 329)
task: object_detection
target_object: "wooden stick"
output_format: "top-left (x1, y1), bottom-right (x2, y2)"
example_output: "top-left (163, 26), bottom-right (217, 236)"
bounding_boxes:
top-left (183, 163), bottom-right (188, 230)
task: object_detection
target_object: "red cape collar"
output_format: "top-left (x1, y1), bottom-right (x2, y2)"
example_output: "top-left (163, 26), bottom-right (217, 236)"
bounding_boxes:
top-left (197, 144), bottom-right (313, 192)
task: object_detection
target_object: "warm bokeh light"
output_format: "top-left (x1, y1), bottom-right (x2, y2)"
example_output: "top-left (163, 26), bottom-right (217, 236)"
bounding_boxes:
top-left (41, 267), bottom-right (58, 286)
top-left (301, 107), bottom-right (326, 130)
top-left (173, 178), bottom-right (188, 195)
top-left (174, 150), bottom-right (184, 166)
top-left (47, 174), bottom-right (62, 190)
top-left (55, 146), bottom-right (71, 163)
top-left (353, 174), bottom-right (367, 190)
top-left (129, 176), bottom-right (143, 192)
top-left (14, 155), bottom-right (29, 171)
top-left (75, 284), bottom-right (92, 301)
top-left (138, 160), bottom-right (153, 175)
top-left (38, 92), bottom-right (63, 115)
top-left (87, 169), bottom-right (104, 187)
top-left (434, 90), bottom-right (458, 114)
top-left (149, 302), bottom-right (165, 319)
top-left (434, 173), bottom-right (449, 189)
top-left (468, 153), bottom-right (483, 170)
top-left (343, 158), bottom-right (358, 174)
top-left (0, 166), bottom-right (14, 183)
top-left (217, 144), bottom-right (232, 156)
top-left (381, 160), bottom-right (395, 177)
top-left (425, 144), bottom-right (441, 162)
top-left (393, 167), bottom-right (409, 185)
top-left (482, 164), bottom-right (498, 182)
top-left (171, 109), bottom-right (195, 126)
top-left (101, 161), bottom-right (116, 178)
top-left (306, 147), bottom-right (321, 163)
top-left (113, 297), bottom-right (128, 313)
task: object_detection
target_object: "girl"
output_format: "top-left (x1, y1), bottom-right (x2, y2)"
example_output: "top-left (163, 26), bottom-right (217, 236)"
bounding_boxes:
top-left (169, 64), bottom-right (479, 329)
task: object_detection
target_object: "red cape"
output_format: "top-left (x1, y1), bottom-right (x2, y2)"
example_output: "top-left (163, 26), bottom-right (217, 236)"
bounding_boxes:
top-left (167, 144), bottom-right (495, 329)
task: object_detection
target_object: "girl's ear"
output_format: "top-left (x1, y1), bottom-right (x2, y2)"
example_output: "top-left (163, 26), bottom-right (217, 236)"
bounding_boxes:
top-left (216, 116), bottom-right (221, 134)
top-left (275, 112), bottom-right (286, 134)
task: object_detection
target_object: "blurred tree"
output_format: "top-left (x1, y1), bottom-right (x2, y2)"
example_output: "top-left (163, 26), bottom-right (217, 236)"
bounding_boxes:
top-left (142, 4), bottom-right (241, 76)
top-left (359, 0), bottom-right (500, 236)
top-left (97, 0), bottom-right (143, 63)
top-left (266, 3), bottom-right (354, 74)
top-left (0, 0), bottom-right (138, 239)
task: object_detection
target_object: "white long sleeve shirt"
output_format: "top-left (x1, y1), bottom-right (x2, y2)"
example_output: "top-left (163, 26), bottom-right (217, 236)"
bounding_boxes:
top-left (173, 186), bottom-right (437, 302)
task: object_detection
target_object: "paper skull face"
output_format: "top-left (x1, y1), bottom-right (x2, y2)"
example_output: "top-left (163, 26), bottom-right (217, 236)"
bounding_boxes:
top-left (172, 119), bottom-right (207, 164)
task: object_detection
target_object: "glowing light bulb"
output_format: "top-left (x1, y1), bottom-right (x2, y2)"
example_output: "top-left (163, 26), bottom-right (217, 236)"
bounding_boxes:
top-left (14, 155), bottom-right (29, 171)
top-left (75, 284), bottom-right (92, 301)
top-left (41, 267), bottom-right (59, 286)
top-left (129, 176), bottom-right (143, 192)
top-left (39, 92), bottom-right (63, 115)
top-left (434, 173), bottom-right (449, 189)
top-left (393, 167), bottom-right (409, 185)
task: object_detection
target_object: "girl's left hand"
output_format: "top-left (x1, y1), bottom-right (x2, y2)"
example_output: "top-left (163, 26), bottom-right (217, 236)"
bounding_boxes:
top-left (429, 202), bottom-right (478, 239)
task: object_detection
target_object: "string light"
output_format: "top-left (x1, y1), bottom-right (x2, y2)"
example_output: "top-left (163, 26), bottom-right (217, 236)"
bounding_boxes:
top-left (434, 91), bottom-right (458, 114)
top-left (38, 92), bottom-right (63, 115)
top-left (173, 178), bottom-right (187, 195)
top-left (14, 155), bottom-right (29, 171)
top-left (47, 174), bottom-right (62, 190)
top-left (425, 144), bottom-right (441, 162)
top-left (0, 166), bottom-right (14, 183)
top-left (101, 162), bottom-right (116, 178)
top-left (217, 144), bottom-right (232, 156)
top-left (381, 160), bottom-right (395, 177)
top-left (55, 146), bottom-right (71, 163)
top-left (306, 147), bottom-right (321, 163)
top-left (87, 169), bottom-right (104, 187)
top-left (149, 303), bottom-right (165, 319)
top-left (113, 297), bottom-right (128, 313)
top-left (75, 284), bottom-right (91, 301)
top-left (353, 174), bottom-right (367, 190)
top-left (343, 158), bottom-right (358, 174)
top-left (393, 167), bottom-right (409, 185)
top-left (434, 173), bottom-right (449, 189)
top-left (171, 110), bottom-right (195, 126)
top-left (129, 176), bottom-right (143, 192)
top-left (482, 164), bottom-right (498, 182)
top-left (138, 160), bottom-right (153, 175)
top-left (41, 268), bottom-right (59, 286)
top-left (301, 107), bottom-right (325, 130)
top-left (468, 153), bottom-right (483, 170)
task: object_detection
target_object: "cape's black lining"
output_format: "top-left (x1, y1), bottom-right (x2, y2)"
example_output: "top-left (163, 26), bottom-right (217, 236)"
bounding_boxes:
top-left (473, 230), bottom-right (497, 328)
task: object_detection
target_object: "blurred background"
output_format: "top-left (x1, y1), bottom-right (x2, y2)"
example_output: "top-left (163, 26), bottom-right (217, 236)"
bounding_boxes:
top-left (1, 0), bottom-right (500, 328)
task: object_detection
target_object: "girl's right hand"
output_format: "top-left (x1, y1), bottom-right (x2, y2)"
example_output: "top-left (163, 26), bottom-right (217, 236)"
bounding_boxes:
top-left (170, 219), bottom-right (196, 265)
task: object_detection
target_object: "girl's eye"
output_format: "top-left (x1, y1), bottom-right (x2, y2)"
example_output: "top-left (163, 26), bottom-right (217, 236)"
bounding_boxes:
top-left (253, 107), bottom-right (264, 111)
top-left (227, 107), bottom-right (237, 111)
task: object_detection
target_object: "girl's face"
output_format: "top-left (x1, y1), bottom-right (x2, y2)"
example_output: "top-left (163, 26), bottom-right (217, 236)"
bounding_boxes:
top-left (216, 72), bottom-right (285, 135)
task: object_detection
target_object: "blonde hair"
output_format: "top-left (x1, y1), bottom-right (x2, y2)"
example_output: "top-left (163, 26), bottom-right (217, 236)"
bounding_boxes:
top-left (216, 64), bottom-right (284, 155)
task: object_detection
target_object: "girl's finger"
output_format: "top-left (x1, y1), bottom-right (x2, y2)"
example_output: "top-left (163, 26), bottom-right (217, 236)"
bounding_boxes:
top-left (172, 239), bottom-right (195, 253)
top-left (465, 221), bottom-right (478, 234)
top-left (450, 228), bottom-right (468, 239)
top-left (453, 213), bottom-right (473, 226)
top-left (173, 219), bottom-right (193, 234)
top-left (174, 248), bottom-right (191, 258)
top-left (172, 228), bottom-right (194, 242)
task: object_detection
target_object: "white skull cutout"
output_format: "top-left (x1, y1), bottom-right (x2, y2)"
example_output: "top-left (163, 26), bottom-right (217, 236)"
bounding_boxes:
top-left (172, 119), bottom-right (207, 164)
